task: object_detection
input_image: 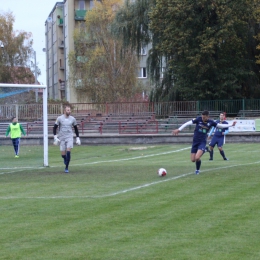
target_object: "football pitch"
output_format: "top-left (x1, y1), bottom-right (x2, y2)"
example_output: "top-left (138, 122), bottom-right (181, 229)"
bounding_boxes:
top-left (0, 143), bottom-right (260, 260)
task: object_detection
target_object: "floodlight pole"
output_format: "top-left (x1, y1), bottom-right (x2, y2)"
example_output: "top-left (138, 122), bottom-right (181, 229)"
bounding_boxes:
top-left (0, 83), bottom-right (48, 167)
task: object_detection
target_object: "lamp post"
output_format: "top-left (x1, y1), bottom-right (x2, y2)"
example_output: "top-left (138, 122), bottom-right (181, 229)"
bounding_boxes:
top-left (0, 40), bottom-right (4, 61)
top-left (31, 50), bottom-right (38, 102)
top-left (34, 50), bottom-right (38, 102)
top-left (0, 41), bottom-right (4, 82)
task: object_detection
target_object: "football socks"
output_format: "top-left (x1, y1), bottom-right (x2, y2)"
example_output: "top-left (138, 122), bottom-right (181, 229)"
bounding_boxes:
top-left (209, 150), bottom-right (213, 160)
top-left (196, 160), bottom-right (201, 171)
top-left (65, 151), bottom-right (71, 169)
top-left (62, 154), bottom-right (66, 165)
top-left (220, 150), bottom-right (226, 159)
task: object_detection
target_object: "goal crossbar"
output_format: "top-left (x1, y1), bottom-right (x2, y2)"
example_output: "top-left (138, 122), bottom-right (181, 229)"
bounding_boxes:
top-left (0, 83), bottom-right (48, 166)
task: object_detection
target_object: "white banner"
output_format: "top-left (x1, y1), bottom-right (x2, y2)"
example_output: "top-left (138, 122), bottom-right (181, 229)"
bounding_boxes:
top-left (227, 120), bottom-right (255, 132)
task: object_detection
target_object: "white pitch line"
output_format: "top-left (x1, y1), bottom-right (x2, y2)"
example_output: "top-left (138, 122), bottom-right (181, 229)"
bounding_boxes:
top-left (0, 166), bottom-right (45, 170)
top-left (1, 160), bottom-right (260, 200)
top-left (73, 146), bottom-right (191, 166)
top-left (0, 167), bottom-right (45, 175)
top-left (0, 168), bottom-right (39, 174)
top-left (0, 147), bottom-right (191, 174)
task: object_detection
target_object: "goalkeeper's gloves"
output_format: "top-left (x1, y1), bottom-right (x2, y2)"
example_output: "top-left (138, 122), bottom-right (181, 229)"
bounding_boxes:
top-left (53, 135), bottom-right (60, 145)
top-left (76, 137), bottom-right (81, 145)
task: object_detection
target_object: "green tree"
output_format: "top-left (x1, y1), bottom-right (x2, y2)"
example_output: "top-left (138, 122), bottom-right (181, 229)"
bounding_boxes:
top-left (115, 0), bottom-right (260, 101)
top-left (254, 0), bottom-right (260, 66)
top-left (112, 0), bottom-right (153, 56)
top-left (150, 0), bottom-right (260, 100)
top-left (0, 12), bottom-right (38, 87)
top-left (69, 0), bottom-right (141, 103)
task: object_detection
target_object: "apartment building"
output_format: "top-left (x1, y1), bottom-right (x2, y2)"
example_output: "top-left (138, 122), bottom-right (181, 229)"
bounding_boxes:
top-left (45, 0), bottom-right (151, 102)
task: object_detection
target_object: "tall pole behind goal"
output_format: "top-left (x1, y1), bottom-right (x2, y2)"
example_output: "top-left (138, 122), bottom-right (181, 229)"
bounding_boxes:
top-left (0, 83), bottom-right (48, 166)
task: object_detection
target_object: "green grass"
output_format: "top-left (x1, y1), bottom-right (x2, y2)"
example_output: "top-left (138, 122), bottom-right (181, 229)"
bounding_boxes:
top-left (0, 144), bottom-right (260, 260)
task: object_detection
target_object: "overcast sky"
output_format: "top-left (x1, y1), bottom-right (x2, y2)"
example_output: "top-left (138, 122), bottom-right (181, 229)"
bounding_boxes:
top-left (0, 0), bottom-right (58, 85)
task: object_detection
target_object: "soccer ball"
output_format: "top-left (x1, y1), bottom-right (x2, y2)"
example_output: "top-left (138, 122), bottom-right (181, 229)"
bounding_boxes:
top-left (158, 168), bottom-right (167, 177)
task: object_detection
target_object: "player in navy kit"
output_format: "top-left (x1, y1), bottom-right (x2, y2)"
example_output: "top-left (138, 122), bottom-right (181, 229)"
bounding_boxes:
top-left (172, 110), bottom-right (236, 174)
top-left (207, 112), bottom-right (229, 161)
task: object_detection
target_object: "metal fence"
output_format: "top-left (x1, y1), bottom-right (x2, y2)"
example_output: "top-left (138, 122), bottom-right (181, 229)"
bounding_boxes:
top-left (0, 104), bottom-right (63, 120)
top-left (0, 99), bottom-right (260, 120)
top-left (72, 101), bottom-right (218, 117)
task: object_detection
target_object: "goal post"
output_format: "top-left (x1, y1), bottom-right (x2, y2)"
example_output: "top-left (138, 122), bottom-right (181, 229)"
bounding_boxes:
top-left (0, 83), bottom-right (48, 166)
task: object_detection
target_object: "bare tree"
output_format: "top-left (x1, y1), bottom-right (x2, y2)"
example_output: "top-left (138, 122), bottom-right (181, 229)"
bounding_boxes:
top-left (0, 12), bottom-right (40, 87)
top-left (69, 0), bottom-right (141, 103)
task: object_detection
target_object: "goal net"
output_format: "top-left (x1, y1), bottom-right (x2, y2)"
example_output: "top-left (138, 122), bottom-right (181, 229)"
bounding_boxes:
top-left (0, 83), bottom-right (48, 171)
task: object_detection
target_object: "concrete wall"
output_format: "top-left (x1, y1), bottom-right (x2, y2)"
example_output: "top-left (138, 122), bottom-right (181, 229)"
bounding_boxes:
top-left (1, 132), bottom-right (260, 146)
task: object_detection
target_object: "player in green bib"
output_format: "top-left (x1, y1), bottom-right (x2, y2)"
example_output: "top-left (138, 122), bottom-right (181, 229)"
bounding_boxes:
top-left (5, 117), bottom-right (26, 158)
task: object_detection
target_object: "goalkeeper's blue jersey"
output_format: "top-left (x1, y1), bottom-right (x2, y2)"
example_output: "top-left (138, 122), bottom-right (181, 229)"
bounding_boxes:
top-left (192, 117), bottom-right (218, 142)
top-left (212, 120), bottom-right (228, 137)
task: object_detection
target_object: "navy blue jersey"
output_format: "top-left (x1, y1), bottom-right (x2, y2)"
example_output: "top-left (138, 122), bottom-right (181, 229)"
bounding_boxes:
top-left (192, 117), bottom-right (218, 142)
top-left (212, 120), bottom-right (228, 137)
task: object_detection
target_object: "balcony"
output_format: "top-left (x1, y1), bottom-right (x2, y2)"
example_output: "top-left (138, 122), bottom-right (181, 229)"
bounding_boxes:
top-left (58, 18), bottom-right (63, 26)
top-left (75, 10), bottom-right (87, 21)
top-left (57, 15), bottom-right (63, 26)
top-left (59, 59), bottom-right (64, 70)
top-left (58, 39), bottom-right (64, 49)
top-left (59, 80), bottom-right (65, 89)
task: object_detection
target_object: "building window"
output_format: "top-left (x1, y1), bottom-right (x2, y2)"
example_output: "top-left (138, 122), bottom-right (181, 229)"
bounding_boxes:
top-left (140, 46), bottom-right (147, 56)
top-left (138, 67), bottom-right (147, 78)
top-left (60, 89), bottom-right (65, 100)
top-left (79, 0), bottom-right (85, 10)
top-left (90, 0), bottom-right (101, 10)
top-left (90, 0), bottom-right (94, 9)
top-left (156, 67), bottom-right (165, 78)
top-left (160, 67), bottom-right (165, 78)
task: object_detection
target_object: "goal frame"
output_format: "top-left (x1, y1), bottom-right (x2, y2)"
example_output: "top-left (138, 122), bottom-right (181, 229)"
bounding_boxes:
top-left (0, 83), bottom-right (48, 166)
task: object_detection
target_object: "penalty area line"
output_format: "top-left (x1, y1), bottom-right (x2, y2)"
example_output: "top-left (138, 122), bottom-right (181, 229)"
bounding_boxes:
top-left (0, 160), bottom-right (260, 200)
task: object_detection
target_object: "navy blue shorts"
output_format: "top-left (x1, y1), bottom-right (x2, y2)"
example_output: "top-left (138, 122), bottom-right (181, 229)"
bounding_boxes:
top-left (191, 139), bottom-right (207, 153)
top-left (209, 136), bottom-right (224, 148)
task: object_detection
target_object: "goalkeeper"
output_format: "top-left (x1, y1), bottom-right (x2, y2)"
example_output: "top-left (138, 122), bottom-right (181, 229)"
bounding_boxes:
top-left (53, 105), bottom-right (81, 173)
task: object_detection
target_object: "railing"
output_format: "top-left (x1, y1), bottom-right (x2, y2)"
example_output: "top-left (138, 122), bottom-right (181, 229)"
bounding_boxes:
top-left (26, 121), bottom-right (54, 135)
top-left (0, 104), bottom-right (63, 120)
top-left (197, 100), bottom-right (242, 115)
top-left (24, 118), bottom-right (194, 136)
top-left (118, 120), bottom-right (158, 134)
top-left (75, 10), bottom-right (87, 20)
top-left (1, 99), bottom-right (260, 121)
top-left (70, 101), bottom-right (220, 117)
top-left (80, 121), bottom-right (103, 135)
top-left (71, 100), bottom-right (260, 118)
